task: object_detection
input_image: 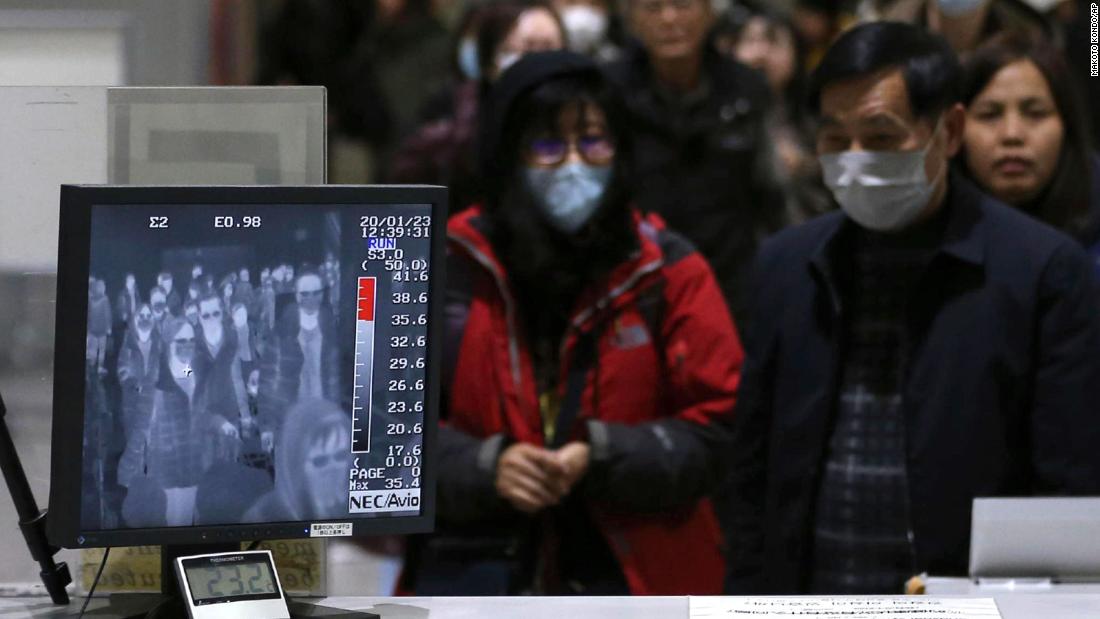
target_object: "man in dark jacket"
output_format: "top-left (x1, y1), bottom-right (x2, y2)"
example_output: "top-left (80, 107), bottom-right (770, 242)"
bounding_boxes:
top-left (605, 0), bottom-right (784, 323)
top-left (725, 22), bottom-right (1100, 596)
top-left (257, 271), bottom-right (342, 450)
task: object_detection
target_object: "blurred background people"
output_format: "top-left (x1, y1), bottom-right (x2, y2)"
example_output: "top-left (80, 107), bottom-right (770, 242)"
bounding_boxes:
top-left (401, 52), bottom-right (741, 596)
top-left (256, 0), bottom-right (392, 181)
top-left (726, 21), bottom-right (1100, 595)
top-left (720, 3), bottom-right (834, 222)
top-left (866, 0), bottom-right (1053, 56)
top-left (607, 0), bottom-right (785, 326)
top-left (958, 31), bottom-right (1100, 274)
top-left (390, 0), bottom-right (566, 213)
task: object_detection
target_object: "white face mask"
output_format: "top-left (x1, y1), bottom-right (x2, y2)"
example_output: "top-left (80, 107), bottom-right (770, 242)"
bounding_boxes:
top-left (935, 0), bottom-right (988, 16)
top-left (299, 309), bottom-right (319, 331)
top-left (818, 121), bottom-right (945, 232)
top-left (525, 162), bottom-right (613, 233)
top-left (561, 5), bottom-right (608, 54)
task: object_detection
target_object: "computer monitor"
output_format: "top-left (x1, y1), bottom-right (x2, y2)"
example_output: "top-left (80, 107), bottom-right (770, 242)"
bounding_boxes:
top-left (47, 185), bottom-right (444, 552)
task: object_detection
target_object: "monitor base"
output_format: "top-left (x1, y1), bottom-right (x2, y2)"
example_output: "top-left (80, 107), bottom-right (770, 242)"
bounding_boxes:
top-left (93, 594), bottom-right (380, 618)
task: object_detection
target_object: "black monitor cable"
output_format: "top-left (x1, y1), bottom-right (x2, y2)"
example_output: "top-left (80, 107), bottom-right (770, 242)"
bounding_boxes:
top-left (78, 547), bottom-right (111, 618)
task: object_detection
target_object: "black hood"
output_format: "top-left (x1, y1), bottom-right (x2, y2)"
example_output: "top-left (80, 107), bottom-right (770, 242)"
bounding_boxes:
top-left (478, 50), bottom-right (603, 183)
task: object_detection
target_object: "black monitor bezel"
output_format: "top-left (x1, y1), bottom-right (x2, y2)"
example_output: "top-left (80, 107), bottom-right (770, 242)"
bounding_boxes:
top-left (47, 184), bottom-right (446, 549)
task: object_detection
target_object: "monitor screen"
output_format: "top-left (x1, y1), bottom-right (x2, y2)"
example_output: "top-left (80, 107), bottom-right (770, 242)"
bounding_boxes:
top-left (47, 185), bottom-right (444, 548)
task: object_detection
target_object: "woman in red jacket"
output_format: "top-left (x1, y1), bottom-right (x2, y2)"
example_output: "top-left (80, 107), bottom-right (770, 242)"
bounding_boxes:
top-left (402, 51), bottom-right (743, 596)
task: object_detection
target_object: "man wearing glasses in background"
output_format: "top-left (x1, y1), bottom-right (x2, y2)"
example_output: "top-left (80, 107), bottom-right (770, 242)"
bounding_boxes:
top-left (606, 0), bottom-right (782, 327)
top-left (258, 270), bottom-right (342, 453)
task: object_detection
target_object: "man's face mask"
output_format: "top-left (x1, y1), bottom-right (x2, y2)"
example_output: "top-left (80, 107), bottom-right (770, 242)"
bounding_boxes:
top-left (200, 305), bottom-right (223, 343)
top-left (818, 119), bottom-right (945, 232)
top-left (172, 333), bottom-right (195, 365)
top-left (136, 308), bottom-right (154, 333)
top-left (525, 162), bottom-right (613, 233)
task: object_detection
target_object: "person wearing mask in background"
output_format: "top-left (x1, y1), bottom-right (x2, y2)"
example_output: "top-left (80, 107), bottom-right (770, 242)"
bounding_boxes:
top-left (258, 271), bottom-right (341, 451)
top-left (606, 0), bottom-right (783, 326)
top-left (116, 273), bottom-right (139, 328)
top-left (156, 271), bottom-right (181, 317)
top-left (183, 300), bottom-right (200, 328)
top-left (391, 0), bottom-right (566, 214)
top-left (193, 293), bottom-right (248, 469)
top-left (147, 318), bottom-right (209, 526)
top-left (724, 4), bottom-right (833, 223)
top-left (401, 51), bottom-right (741, 596)
top-left (232, 302), bottom-right (255, 367)
top-left (552, 0), bottom-right (623, 62)
top-left (116, 303), bottom-right (163, 490)
top-left (724, 22), bottom-right (1100, 595)
top-left (868, 0), bottom-right (1053, 57)
top-left (87, 278), bottom-right (112, 376)
top-left (259, 272), bottom-right (277, 332)
top-left (149, 286), bottom-right (169, 330)
top-left (959, 31), bottom-right (1100, 277)
top-left (234, 267), bottom-right (254, 310)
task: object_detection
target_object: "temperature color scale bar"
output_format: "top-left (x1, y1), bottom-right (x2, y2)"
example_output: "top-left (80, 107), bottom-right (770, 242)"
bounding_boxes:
top-left (351, 277), bottom-right (376, 454)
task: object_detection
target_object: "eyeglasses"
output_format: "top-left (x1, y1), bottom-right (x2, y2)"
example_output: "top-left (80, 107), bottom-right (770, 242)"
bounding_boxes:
top-left (297, 289), bottom-right (324, 297)
top-left (525, 135), bottom-right (615, 167)
top-left (200, 310), bottom-right (222, 320)
top-left (635, 0), bottom-right (698, 13)
top-left (309, 453), bottom-right (343, 468)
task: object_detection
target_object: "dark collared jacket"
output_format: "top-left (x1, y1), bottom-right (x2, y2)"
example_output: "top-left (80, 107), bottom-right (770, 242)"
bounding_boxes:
top-left (604, 42), bottom-right (784, 324)
top-left (725, 174), bottom-right (1100, 593)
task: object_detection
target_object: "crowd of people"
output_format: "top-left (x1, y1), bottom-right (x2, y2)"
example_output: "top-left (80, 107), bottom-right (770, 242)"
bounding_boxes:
top-left (251, 0), bottom-right (1100, 598)
top-left (83, 256), bottom-right (351, 532)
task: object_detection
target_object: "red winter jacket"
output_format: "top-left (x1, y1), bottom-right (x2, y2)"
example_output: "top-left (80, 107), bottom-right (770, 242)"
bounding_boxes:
top-left (424, 206), bottom-right (743, 595)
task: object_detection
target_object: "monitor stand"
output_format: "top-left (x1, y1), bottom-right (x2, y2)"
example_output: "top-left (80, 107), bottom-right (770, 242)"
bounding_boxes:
top-left (83, 544), bottom-right (378, 619)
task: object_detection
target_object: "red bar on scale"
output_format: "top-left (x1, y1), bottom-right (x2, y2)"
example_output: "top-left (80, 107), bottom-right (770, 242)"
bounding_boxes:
top-left (357, 277), bottom-right (376, 321)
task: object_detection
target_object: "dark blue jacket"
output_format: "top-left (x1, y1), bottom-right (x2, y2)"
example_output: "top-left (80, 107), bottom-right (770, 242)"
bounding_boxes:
top-left (725, 174), bottom-right (1100, 594)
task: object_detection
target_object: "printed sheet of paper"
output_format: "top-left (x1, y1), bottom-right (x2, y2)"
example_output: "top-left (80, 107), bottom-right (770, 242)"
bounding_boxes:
top-left (690, 596), bottom-right (1002, 618)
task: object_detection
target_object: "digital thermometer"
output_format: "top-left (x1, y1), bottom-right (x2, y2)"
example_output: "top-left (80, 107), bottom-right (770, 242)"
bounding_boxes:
top-left (175, 550), bottom-right (290, 619)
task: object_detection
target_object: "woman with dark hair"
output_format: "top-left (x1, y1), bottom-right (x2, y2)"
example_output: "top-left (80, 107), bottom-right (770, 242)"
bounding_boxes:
top-left (389, 0), bottom-right (565, 213)
top-left (401, 51), bottom-right (741, 596)
top-left (720, 5), bottom-right (832, 223)
top-left (959, 30), bottom-right (1100, 270)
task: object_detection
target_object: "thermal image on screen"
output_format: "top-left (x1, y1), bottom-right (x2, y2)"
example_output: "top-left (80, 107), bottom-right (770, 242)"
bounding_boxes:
top-left (79, 204), bottom-right (430, 531)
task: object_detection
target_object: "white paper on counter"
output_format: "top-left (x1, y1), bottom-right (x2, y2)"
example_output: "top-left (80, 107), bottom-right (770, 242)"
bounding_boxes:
top-left (690, 596), bottom-right (1002, 618)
